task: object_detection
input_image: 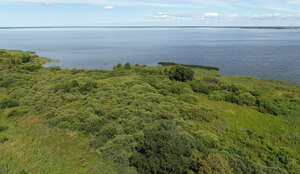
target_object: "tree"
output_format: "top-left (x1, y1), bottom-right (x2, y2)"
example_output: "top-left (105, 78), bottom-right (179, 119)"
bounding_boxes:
top-left (130, 121), bottom-right (195, 174)
top-left (124, 62), bottom-right (131, 69)
top-left (113, 63), bottom-right (123, 70)
top-left (168, 66), bottom-right (194, 82)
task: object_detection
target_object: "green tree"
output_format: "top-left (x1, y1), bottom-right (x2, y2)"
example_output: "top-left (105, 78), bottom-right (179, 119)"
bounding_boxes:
top-left (168, 66), bottom-right (194, 82)
top-left (113, 63), bottom-right (123, 70)
top-left (124, 62), bottom-right (131, 69)
top-left (130, 121), bottom-right (195, 174)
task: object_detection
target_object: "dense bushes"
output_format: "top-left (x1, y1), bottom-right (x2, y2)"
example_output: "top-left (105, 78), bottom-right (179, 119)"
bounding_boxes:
top-left (158, 62), bottom-right (220, 71)
top-left (4, 107), bottom-right (28, 118)
top-left (113, 63), bottom-right (123, 70)
top-left (180, 108), bottom-right (218, 122)
top-left (0, 98), bottom-right (19, 109)
top-left (0, 78), bottom-right (15, 88)
top-left (190, 80), bottom-right (211, 94)
top-left (21, 55), bottom-right (31, 63)
top-left (167, 65), bottom-right (194, 82)
top-left (124, 62), bottom-right (131, 69)
top-left (191, 153), bottom-right (231, 174)
top-left (113, 62), bottom-right (132, 70)
top-left (169, 82), bottom-right (185, 94)
top-left (22, 65), bottom-right (42, 72)
top-left (0, 126), bottom-right (8, 132)
top-left (79, 81), bottom-right (98, 94)
top-left (201, 83), bottom-right (298, 116)
top-left (0, 136), bottom-right (8, 144)
top-left (130, 121), bottom-right (196, 174)
top-left (0, 50), bottom-right (299, 174)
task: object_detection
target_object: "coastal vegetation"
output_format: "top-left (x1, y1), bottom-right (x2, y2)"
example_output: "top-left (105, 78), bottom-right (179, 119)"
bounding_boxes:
top-left (0, 49), bottom-right (299, 174)
top-left (158, 62), bottom-right (220, 71)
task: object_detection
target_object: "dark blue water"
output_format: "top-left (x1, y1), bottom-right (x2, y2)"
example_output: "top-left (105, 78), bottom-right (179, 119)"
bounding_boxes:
top-left (0, 28), bottom-right (299, 84)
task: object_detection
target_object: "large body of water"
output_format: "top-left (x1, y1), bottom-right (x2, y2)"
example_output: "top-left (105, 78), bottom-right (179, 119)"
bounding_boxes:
top-left (0, 28), bottom-right (299, 84)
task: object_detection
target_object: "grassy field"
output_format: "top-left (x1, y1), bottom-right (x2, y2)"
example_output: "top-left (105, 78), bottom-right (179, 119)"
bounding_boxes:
top-left (0, 49), bottom-right (299, 174)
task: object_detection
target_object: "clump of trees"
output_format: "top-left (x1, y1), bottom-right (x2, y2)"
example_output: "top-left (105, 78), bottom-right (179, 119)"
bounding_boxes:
top-left (167, 65), bottom-right (194, 82)
top-left (124, 62), bottom-right (131, 69)
top-left (130, 121), bottom-right (196, 174)
top-left (113, 62), bottom-right (132, 70)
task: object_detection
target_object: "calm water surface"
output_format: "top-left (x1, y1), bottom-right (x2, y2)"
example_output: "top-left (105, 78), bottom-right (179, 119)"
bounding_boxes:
top-left (0, 28), bottom-right (299, 84)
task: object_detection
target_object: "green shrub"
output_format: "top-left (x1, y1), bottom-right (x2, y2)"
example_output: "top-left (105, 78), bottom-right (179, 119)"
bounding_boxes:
top-left (191, 153), bottom-right (231, 174)
top-left (80, 81), bottom-right (98, 94)
top-left (54, 82), bottom-right (73, 93)
top-left (23, 65), bottom-right (42, 72)
top-left (100, 135), bottom-right (138, 174)
top-left (169, 82), bottom-right (185, 94)
top-left (90, 124), bottom-right (119, 148)
top-left (158, 62), bottom-right (219, 71)
top-left (54, 80), bottom-right (80, 93)
top-left (4, 107), bottom-right (28, 118)
top-left (180, 108), bottom-right (218, 122)
top-left (113, 63), bottom-right (123, 70)
top-left (208, 91), bottom-right (228, 101)
top-left (71, 80), bottom-right (79, 87)
top-left (0, 126), bottom-right (8, 132)
top-left (256, 97), bottom-right (289, 116)
top-left (0, 136), bottom-right (8, 144)
top-left (225, 94), bottom-right (245, 105)
top-left (179, 94), bottom-right (198, 104)
top-left (48, 66), bottom-right (61, 71)
top-left (0, 78), bottom-right (15, 88)
top-left (190, 81), bottom-right (211, 94)
top-left (130, 121), bottom-right (196, 174)
top-left (0, 98), bottom-right (19, 109)
top-left (168, 66), bottom-right (194, 82)
top-left (21, 55), bottom-right (31, 63)
top-left (79, 117), bottom-right (103, 134)
top-left (239, 92), bottom-right (257, 106)
top-left (19, 170), bottom-right (28, 174)
top-left (124, 62), bottom-right (131, 70)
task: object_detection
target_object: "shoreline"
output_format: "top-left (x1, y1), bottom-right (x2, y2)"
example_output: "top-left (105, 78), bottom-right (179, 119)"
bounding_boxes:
top-left (1, 26), bottom-right (300, 30)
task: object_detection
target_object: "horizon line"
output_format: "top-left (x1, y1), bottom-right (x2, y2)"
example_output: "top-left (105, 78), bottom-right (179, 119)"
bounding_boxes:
top-left (1, 26), bottom-right (300, 30)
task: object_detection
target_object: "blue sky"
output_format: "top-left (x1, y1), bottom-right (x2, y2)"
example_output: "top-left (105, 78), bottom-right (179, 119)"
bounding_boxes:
top-left (1, 0), bottom-right (300, 26)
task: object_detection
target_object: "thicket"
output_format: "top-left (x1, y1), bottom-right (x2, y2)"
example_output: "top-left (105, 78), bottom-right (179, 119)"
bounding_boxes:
top-left (0, 50), bottom-right (299, 174)
top-left (167, 65), bottom-right (194, 82)
top-left (0, 98), bottom-right (19, 109)
top-left (130, 121), bottom-right (198, 174)
top-left (158, 62), bottom-right (220, 71)
top-left (187, 80), bottom-right (299, 116)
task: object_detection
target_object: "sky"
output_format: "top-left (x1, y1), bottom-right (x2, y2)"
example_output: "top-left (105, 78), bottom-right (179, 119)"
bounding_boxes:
top-left (0, 0), bottom-right (300, 26)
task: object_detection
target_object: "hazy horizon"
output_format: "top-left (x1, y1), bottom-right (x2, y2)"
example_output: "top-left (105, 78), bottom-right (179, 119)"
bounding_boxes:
top-left (1, 0), bottom-right (300, 27)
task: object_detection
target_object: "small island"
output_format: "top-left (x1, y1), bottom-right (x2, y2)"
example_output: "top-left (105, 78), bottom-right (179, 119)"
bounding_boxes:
top-left (0, 49), bottom-right (299, 174)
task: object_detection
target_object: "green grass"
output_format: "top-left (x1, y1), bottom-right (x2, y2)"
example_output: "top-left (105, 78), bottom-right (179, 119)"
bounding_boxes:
top-left (0, 49), bottom-right (299, 174)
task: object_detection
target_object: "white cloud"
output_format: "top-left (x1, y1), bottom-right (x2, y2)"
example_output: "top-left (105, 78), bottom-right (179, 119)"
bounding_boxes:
top-left (254, 13), bottom-right (281, 18)
top-left (42, 2), bottom-right (56, 6)
top-left (152, 12), bottom-right (222, 21)
top-left (153, 12), bottom-right (170, 20)
top-left (104, 6), bottom-right (114, 9)
top-left (204, 13), bottom-right (219, 17)
top-left (151, 11), bottom-right (300, 23)
top-left (0, 0), bottom-right (177, 7)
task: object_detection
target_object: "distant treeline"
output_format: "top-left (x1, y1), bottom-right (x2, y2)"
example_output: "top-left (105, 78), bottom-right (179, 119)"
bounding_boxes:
top-left (158, 62), bottom-right (220, 71)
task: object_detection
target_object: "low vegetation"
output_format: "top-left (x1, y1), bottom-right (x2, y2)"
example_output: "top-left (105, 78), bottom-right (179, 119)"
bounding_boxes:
top-left (158, 62), bottom-right (220, 71)
top-left (0, 49), bottom-right (299, 173)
